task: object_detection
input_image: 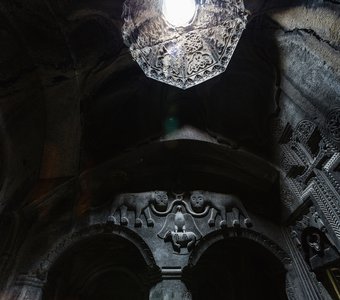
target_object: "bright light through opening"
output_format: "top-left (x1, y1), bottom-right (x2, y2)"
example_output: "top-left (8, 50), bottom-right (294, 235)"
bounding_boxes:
top-left (162, 0), bottom-right (197, 27)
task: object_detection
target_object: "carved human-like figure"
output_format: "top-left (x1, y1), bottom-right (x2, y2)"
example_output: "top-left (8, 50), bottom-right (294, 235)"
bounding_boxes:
top-left (107, 191), bottom-right (168, 227)
top-left (190, 191), bottom-right (252, 227)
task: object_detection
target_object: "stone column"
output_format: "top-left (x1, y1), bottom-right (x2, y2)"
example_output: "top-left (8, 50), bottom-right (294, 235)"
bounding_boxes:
top-left (149, 268), bottom-right (192, 300)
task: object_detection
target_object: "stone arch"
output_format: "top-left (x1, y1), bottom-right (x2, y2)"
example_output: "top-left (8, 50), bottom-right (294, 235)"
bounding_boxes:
top-left (41, 225), bottom-right (159, 300)
top-left (185, 228), bottom-right (292, 300)
top-left (188, 228), bottom-right (291, 268)
top-left (30, 223), bottom-right (158, 282)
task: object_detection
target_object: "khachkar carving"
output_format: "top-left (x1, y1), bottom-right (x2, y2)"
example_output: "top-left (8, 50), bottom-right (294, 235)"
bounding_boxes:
top-left (326, 108), bottom-right (340, 143)
top-left (277, 119), bottom-right (339, 185)
top-left (276, 119), bottom-right (340, 246)
top-left (107, 191), bottom-right (252, 253)
top-left (291, 206), bottom-right (340, 271)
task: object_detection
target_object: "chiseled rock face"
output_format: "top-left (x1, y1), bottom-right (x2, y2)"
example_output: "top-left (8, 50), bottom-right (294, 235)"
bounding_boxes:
top-left (271, 5), bottom-right (340, 111)
top-left (271, 6), bottom-right (340, 49)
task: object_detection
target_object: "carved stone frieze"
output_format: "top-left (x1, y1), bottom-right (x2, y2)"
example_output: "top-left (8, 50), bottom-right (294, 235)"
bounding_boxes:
top-left (107, 191), bottom-right (169, 227)
top-left (189, 191), bottom-right (252, 228)
top-left (158, 204), bottom-right (202, 253)
top-left (107, 191), bottom-right (252, 253)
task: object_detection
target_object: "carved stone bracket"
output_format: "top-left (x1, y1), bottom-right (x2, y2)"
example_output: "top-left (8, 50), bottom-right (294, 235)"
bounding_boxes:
top-left (291, 206), bottom-right (340, 271)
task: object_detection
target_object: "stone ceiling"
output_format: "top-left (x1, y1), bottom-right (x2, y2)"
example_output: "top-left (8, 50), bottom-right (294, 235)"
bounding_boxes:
top-left (0, 0), bottom-right (339, 213)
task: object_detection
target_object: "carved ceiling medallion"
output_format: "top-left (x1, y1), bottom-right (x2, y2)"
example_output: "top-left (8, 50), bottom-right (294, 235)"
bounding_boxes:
top-left (122, 0), bottom-right (248, 89)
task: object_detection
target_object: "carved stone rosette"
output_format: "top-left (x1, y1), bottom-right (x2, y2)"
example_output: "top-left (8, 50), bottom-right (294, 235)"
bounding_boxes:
top-left (122, 0), bottom-right (248, 89)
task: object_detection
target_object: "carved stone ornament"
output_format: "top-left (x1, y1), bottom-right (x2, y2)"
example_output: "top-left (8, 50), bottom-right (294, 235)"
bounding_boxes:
top-left (107, 191), bottom-right (169, 227)
top-left (295, 120), bottom-right (317, 144)
top-left (158, 205), bottom-right (202, 253)
top-left (189, 190), bottom-right (252, 227)
top-left (291, 206), bottom-right (340, 270)
top-left (277, 118), bottom-right (340, 223)
top-left (327, 108), bottom-right (340, 143)
top-left (107, 191), bottom-right (252, 253)
top-left (122, 0), bottom-right (248, 89)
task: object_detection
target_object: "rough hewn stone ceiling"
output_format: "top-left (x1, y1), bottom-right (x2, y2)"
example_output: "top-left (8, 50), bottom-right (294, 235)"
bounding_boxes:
top-left (0, 0), bottom-right (339, 213)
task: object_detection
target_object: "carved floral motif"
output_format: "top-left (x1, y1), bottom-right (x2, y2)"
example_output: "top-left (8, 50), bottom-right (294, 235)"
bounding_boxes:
top-left (122, 0), bottom-right (248, 89)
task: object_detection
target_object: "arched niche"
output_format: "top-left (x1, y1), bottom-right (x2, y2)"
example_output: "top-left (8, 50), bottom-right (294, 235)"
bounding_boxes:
top-left (42, 233), bottom-right (158, 300)
top-left (184, 229), bottom-right (290, 300)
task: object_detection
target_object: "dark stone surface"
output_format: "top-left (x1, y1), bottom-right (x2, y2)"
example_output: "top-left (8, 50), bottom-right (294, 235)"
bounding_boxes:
top-left (0, 0), bottom-right (339, 299)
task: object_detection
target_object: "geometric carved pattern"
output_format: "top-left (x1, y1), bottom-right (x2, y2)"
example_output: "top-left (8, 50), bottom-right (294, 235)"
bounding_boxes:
top-left (277, 118), bottom-right (340, 256)
top-left (324, 153), bottom-right (340, 172)
top-left (122, 0), bottom-right (248, 89)
top-left (313, 175), bottom-right (340, 242)
top-left (327, 108), bottom-right (340, 143)
top-left (295, 119), bottom-right (317, 144)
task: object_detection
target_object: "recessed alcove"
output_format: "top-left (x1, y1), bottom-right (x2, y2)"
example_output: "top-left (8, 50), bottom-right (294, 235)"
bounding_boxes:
top-left (43, 234), bottom-right (151, 300)
top-left (184, 237), bottom-right (287, 300)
